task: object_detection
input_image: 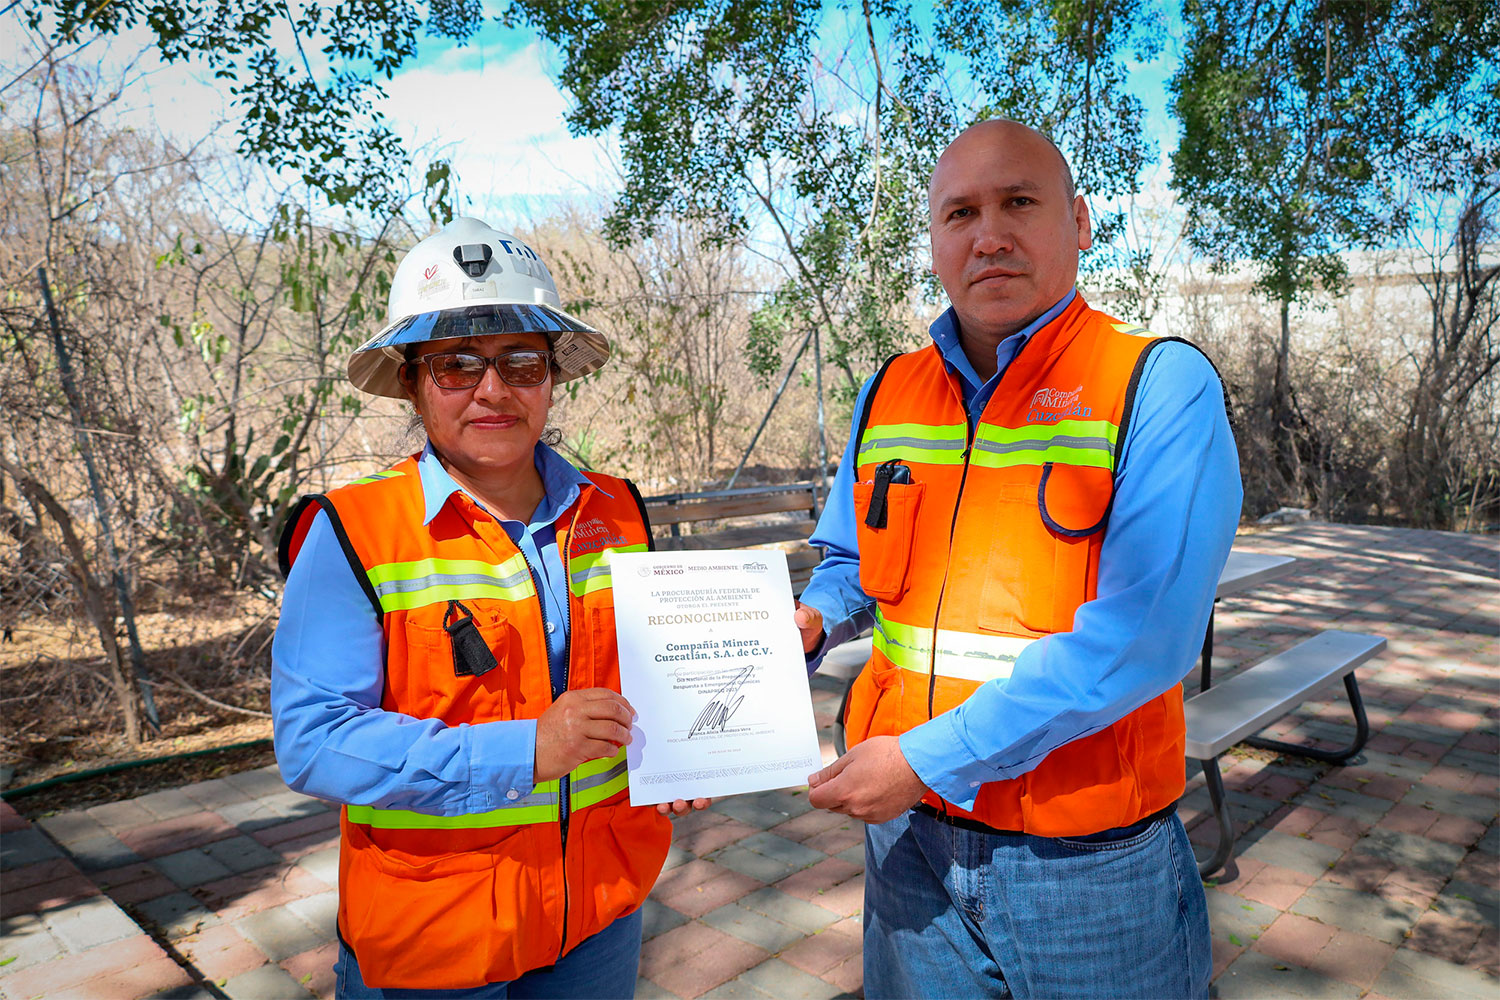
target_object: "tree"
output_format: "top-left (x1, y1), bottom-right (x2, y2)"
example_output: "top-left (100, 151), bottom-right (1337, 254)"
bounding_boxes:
top-left (20, 0), bottom-right (472, 215)
top-left (508, 0), bottom-right (1160, 472)
top-left (1170, 0), bottom-right (1499, 497)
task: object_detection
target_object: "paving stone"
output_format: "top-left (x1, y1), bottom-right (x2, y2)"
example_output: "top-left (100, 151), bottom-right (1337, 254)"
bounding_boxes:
top-left (1204, 890), bottom-right (1280, 943)
top-left (279, 940), bottom-right (337, 999)
top-left (40, 894), bottom-right (140, 951)
top-left (86, 799), bottom-right (156, 833)
top-left (1478, 823), bottom-right (1500, 856)
top-left (35, 810), bottom-right (112, 847)
top-left (736, 887), bottom-right (840, 935)
top-left (834, 843), bottom-right (866, 869)
top-left (119, 812), bottom-right (236, 858)
top-left (661, 843), bottom-right (692, 872)
top-left (634, 976), bottom-right (683, 999)
top-left (1215, 945), bottom-right (1363, 998)
top-left (222, 765), bottom-right (290, 799)
top-left (235, 904), bottom-right (328, 961)
top-left (0, 933), bottom-right (173, 999)
top-left (295, 846), bottom-right (339, 888)
top-left (287, 890), bottom-right (338, 937)
top-left (736, 832), bottom-right (829, 870)
top-left (1355, 827), bottom-right (1467, 875)
top-left (713, 844), bottom-right (808, 883)
top-left (135, 788), bottom-right (208, 821)
top-left (0, 827), bottom-right (61, 870)
top-left (1374, 945), bottom-right (1500, 999)
top-left (135, 890), bottom-right (223, 939)
top-left (1289, 882), bottom-right (1421, 946)
top-left (145, 984), bottom-right (218, 999)
top-left (1241, 830), bottom-right (1344, 876)
top-left (1400, 783), bottom-right (1500, 825)
top-left (201, 835), bottom-right (285, 875)
top-left (713, 796), bottom-right (804, 830)
top-left (640, 897), bottom-right (689, 941)
top-left (260, 790), bottom-right (332, 821)
top-left (1292, 785), bottom-right (1392, 827)
top-left (222, 960), bottom-right (316, 999)
top-left (736, 957), bottom-right (845, 999)
top-left (216, 798), bottom-right (290, 833)
top-left (701, 900), bottom-right (808, 954)
top-left (1428, 881), bottom-right (1500, 929)
top-left (65, 831), bottom-right (145, 872)
top-left (180, 777), bottom-right (255, 811)
top-left (154, 847), bottom-right (236, 888)
top-left (0, 911), bottom-right (62, 970)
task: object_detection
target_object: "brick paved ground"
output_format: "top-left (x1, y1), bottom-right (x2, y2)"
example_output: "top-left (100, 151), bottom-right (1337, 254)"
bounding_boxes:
top-left (1, 523), bottom-right (1495, 999)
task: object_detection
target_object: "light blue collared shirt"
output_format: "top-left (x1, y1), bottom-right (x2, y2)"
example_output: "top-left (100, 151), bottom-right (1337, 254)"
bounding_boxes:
top-left (271, 443), bottom-right (593, 816)
top-left (799, 292), bottom-right (1242, 811)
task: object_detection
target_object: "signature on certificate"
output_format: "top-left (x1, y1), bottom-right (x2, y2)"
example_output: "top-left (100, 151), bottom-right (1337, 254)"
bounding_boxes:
top-left (687, 664), bottom-right (755, 738)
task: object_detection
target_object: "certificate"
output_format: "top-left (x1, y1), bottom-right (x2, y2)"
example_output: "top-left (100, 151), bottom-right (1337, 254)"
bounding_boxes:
top-left (611, 549), bottom-right (824, 805)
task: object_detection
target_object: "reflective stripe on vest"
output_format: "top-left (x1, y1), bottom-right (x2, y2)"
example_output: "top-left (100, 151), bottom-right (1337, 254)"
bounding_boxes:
top-left (348, 468), bottom-right (408, 486)
top-left (568, 543), bottom-right (650, 599)
top-left (857, 421), bottom-right (967, 466)
top-left (970, 419), bottom-right (1119, 471)
top-left (345, 746), bottom-right (629, 829)
top-left (873, 611), bottom-right (1036, 683)
top-left (365, 553), bottom-right (536, 613)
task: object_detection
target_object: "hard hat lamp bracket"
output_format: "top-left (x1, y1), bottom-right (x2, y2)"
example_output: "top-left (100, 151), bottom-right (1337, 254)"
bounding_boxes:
top-left (453, 243), bottom-right (494, 278)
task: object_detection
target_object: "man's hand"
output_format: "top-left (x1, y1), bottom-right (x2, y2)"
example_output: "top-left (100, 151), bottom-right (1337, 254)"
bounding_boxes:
top-left (535, 688), bottom-right (634, 783)
top-left (806, 735), bottom-right (928, 824)
top-left (793, 601), bottom-right (824, 654)
top-left (656, 797), bottom-right (713, 817)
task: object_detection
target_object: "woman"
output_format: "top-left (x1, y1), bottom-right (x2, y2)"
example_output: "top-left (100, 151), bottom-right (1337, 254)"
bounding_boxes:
top-left (271, 218), bottom-right (703, 998)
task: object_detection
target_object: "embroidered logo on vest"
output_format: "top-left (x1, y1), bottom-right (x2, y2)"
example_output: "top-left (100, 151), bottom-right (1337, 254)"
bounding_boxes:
top-left (1026, 384), bottom-right (1093, 424)
top-left (573, 517), bottom-right (627, 552)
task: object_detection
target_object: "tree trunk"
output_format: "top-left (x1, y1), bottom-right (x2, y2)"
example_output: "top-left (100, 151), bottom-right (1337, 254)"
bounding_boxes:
top-left (0, 459), bottom-right (141, 744)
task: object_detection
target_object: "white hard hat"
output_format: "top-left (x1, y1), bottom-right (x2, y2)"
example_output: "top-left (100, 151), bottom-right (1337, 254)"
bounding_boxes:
top-left (348, 217), bottom-right (610, 398)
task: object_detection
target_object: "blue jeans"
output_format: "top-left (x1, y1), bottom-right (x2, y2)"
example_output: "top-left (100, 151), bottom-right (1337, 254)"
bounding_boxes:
top-left (864, 808), bottom-right (1210, 999)
top-left (334, 908), bottom-right (642, 999)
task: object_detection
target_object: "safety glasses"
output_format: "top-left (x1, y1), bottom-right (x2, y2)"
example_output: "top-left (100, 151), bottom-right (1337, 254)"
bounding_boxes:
top-left (412, 350), bottom-right (554, 389)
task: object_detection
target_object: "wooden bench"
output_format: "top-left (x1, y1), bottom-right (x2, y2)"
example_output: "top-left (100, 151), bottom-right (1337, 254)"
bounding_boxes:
top-left (640, 482), bottom-right (823, 588)
top-left (1184, 630), bottom-right (1385, 876)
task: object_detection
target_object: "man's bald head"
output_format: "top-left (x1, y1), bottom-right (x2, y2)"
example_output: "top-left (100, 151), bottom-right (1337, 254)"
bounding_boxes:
top-left (925, 118), bottom-right (1092, 355)
top-left (929, 120), bottom-right (1076, 215)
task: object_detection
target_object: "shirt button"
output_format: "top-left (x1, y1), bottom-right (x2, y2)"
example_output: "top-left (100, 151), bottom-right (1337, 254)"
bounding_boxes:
top-left (545, 621), bottom-right (557, 634)
top-left (969, 781), bottom-right (981, 788)
top-left (506, 789), bottom-right (520, 801)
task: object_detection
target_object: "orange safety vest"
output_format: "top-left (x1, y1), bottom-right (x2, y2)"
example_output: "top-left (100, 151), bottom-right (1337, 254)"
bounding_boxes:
top-left (843, 295), bottom-right (1190, 837)
top-left (278, 456), bottom-right (670, 989)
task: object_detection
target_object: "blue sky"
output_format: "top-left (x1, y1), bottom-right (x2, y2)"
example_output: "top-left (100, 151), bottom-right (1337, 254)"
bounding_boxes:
top-left (1, 3), bottom-right (1185, 231)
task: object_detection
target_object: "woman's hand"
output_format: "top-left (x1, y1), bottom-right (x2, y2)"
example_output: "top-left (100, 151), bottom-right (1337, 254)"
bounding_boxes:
top-left (656, 797), bottom-right (713, 817)
top-left (534, 688), bottom-right (635, 783)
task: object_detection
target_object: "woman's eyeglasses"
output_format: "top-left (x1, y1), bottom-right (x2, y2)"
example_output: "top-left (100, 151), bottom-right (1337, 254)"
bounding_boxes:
top-left (412, 350), bottom-right (553, 389)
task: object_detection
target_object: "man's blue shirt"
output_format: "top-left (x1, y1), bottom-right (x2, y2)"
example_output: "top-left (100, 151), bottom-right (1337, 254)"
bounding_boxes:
top-left (271, 442), bottom-right (592, 815)
top-left (799, 292), bottom-right (1242, 810)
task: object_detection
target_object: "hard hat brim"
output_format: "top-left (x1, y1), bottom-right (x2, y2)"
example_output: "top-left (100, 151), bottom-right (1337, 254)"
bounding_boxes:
top-left (348, 304), bottom-right (611, 398)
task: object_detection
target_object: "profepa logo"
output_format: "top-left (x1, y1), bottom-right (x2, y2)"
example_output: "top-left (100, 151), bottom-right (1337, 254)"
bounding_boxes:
top-left (745, 561), bottom-right (768, 573)
top-left (1027, 384), bottom-right (1092, 424)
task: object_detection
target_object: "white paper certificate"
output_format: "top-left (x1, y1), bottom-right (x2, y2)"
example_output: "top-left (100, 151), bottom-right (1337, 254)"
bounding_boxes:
top-left (611, 549), bottom-right (823, 805)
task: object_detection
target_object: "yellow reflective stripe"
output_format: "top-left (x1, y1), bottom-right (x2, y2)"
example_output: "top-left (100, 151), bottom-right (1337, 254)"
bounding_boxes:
top-left (349, 469), bottom-right (407, 486)
top-left (858, 421), bottom-right (968, 467)
top-left (568, 543), bottom-right (649, 599)
top-left (366, 554), bottom-right (536, 613)
top-left (346, 780), bottom-right (562, 829)
top-left (873, 611), bottom-right (1035, 682)
top-left (368, 554), bottom-right (529, 587)
top-left (570, 747), bottom-right (629, 810)
top-left (971, 419), bottom-right (1118, 471)
top-left (1111, 322), bottom-right (1155, 338)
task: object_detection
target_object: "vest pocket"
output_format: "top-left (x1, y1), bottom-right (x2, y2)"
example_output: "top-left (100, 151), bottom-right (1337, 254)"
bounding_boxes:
top-left (402, 609), bottom-right (521, 719)
top-left (853, 480), bottom-right (925, 602)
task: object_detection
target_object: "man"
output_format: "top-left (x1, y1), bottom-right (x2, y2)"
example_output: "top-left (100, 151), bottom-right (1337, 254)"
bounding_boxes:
top-left (794, 120), bottom-right (1241, 999)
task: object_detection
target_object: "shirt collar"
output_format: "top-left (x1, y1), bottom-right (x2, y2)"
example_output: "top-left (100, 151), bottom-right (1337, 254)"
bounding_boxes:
top-left (929, 288), bottom-right (1077, 392)
top-left (417, 441), bottom-right (598, 527)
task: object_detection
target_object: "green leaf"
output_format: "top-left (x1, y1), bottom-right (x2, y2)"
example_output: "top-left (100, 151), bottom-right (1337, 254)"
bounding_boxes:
top-left (1228, 933), bottom-right (1244, 947)
top-left (0, 956), bottom-right (16, 967)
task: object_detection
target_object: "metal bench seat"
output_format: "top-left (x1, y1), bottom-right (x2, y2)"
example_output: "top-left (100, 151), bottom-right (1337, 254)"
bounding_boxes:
top-left (1184, 630), bottom-right (1386, 876)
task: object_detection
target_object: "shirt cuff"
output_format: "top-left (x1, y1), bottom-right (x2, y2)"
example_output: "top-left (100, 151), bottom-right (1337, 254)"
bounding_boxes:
top-left (899, 712), bottom-right (1022, 811)
top-left (466, 718), bottom-right (538, 812)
